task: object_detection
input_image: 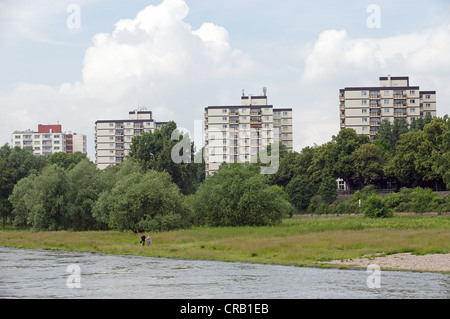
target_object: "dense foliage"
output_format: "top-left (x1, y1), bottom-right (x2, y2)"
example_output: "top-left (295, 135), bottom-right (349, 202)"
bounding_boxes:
top-left (0, 115), bottom-right (449, 231)
top-left (191, 164), bottom-right (293, 226)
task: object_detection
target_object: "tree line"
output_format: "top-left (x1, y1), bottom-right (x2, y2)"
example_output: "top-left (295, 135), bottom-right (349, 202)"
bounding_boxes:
top-left (270, 115), bottom-right (450, 213)
top-left (0, 115), bottom-right (448, 231)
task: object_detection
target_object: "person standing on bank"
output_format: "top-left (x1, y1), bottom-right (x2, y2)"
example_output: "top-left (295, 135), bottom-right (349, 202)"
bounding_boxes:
top-left (140, 233), bottom-right (146, 246)
top-left (147, 235), bottom-right (152, 246)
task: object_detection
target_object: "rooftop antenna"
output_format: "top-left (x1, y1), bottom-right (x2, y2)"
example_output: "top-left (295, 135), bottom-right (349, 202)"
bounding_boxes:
top-left (263, 87), bottom-right (267, 96)
top-left (242, 89), bottom-right (245, 97)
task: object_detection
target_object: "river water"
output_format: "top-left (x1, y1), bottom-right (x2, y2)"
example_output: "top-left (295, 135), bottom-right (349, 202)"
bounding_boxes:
top-left (0, 246), bottom-right (448, 299)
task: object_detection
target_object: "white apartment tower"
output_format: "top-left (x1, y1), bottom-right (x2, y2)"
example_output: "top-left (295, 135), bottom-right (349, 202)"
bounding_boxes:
top-left (204, 89), bottom-right (293, 176)
top-left (340, 76), bottom-right (437, 140)
top-left (95, 110), bottom-right (168, 169)
top-left (11, 124), bottom-right (87, 156)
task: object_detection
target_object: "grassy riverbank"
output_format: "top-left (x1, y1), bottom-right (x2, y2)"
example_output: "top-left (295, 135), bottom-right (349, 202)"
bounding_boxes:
top-left (1, 216), bottom-right (449, 270)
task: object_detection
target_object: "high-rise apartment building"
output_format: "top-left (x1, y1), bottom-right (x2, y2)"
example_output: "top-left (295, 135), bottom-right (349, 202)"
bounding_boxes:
top-left (340, 76), bottom-right (437, 140)
top-left (204, 90), bottom-right (293, 176)
top-left (11, 124), bottom-right (87, 156)
top-left (95, 110), bottom-right (168, 169)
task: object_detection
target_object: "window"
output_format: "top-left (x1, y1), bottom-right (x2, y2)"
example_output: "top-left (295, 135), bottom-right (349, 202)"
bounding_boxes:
top-left (15, 135), bottom-right (21, 139)
top-left (283, 111), bottom-right (288, 116)
top-left (410, 99), bottom-right (416, 104)
top-left (222, 124), bottom-right (227, 129)
top-left (384, 108), bottom-right (390, 113)
top-left (410, 90), bottom-right (415, 95)
top-left (425, 103), bottom-right (431, 108)
top-left (362, 100), bottom-right (367, 105)
top-left (425, 95), bottom-right (431, 99)
top-left (222, 117), bottom-right (227, 121)
top-left (222, 109), bottom-right (228, 113)
top-left (362, 118), bottom-right (368, 123)
top-left (362, 127), bottom-right (368, 132)
top-left (109, 123), bottom-right (114, 127)
top-left (411, 108), bottom-right (416, 113)
top-left (361, 91), bottom-right (367, 96)
top-left (384, 91), bottom-right (390, 96)
top-left (384, 100), bottom-right (390, 104)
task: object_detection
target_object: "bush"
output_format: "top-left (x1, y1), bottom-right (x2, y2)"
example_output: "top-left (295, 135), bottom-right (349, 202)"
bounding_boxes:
top-left (192, 164), bottom-right (293, 227)
top-left (138, 212), bottom-right (188, 232)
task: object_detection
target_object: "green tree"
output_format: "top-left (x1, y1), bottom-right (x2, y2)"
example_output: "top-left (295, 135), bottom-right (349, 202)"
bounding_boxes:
top-left (415, 118), bottom-right (446, 190)
top-left (8, 173), bottom-right (37, 229)
top-left (0, 157), bottom-right (13, 227)
top-left (331, 128), bottom-right (370, 189)
top-left (433, 116), bottom-right (450, 189)
top-left (361, 193), bottom-right (393, 218)
top-left (129, 121), bottom-right (203, 194)
top-left (384, 131), bottom-right (423, 188)
top-left (9, 165), bottom-right (71, 231)
top-left (48, 152), bottom-right (88, 170)
top-left (317, 176), bottom-right (338, 205)
top-left (66, 159), bottom-right (103, 231)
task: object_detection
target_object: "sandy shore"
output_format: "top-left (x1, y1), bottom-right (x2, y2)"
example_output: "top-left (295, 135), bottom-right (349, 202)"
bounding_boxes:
top-left (320, 253), bottom-right (450, 273)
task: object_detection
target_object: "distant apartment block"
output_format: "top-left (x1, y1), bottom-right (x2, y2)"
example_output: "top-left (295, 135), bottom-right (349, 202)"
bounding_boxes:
top-left (340, 76), bottom-right (437, 140)
top-left (204, 89), bottom-right (293, 176)
top-left (11, 124), bottom-right (87, 156)
top-left (95, 110), bottom-right (168, 169)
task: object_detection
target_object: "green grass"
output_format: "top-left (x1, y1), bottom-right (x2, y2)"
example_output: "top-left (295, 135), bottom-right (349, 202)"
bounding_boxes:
top-left (1, 216), bottom-right (449, 270)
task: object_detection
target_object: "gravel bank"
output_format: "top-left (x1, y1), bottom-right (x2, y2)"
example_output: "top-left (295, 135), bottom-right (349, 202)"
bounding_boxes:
top-left (321, 253), bottom-right (450, 273)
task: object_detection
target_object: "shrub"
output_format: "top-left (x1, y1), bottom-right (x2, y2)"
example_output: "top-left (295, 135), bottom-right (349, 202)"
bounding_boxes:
top-left (361, 193), bottom-right (393, 218)
top-left (192, 164), bottom-right (293, 227)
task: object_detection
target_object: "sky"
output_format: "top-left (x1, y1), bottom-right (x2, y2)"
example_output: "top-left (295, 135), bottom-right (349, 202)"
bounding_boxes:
top-left (1, 0), bottom-right (450, 160)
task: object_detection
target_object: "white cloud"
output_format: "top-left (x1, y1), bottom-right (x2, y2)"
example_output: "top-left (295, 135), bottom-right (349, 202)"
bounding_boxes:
top-left (0, 0), bottom-right (262, 158)
top-left (1, 0), bottom-right (449, 160)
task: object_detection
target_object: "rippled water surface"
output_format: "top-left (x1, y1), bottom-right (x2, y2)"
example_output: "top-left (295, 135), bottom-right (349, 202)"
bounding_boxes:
top-left (0, 246), bottom-right (448, 299)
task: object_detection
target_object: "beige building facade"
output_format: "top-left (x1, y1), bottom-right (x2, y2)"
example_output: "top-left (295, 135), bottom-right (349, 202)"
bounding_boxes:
top-left (340, 76), bottom-right (437, 140)
top-left (95, 110), bottom-right (167, 169)
top-left (204, 90), bottom-right (293, 176)
top-left (11, 124), bottom-right (87, 156)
